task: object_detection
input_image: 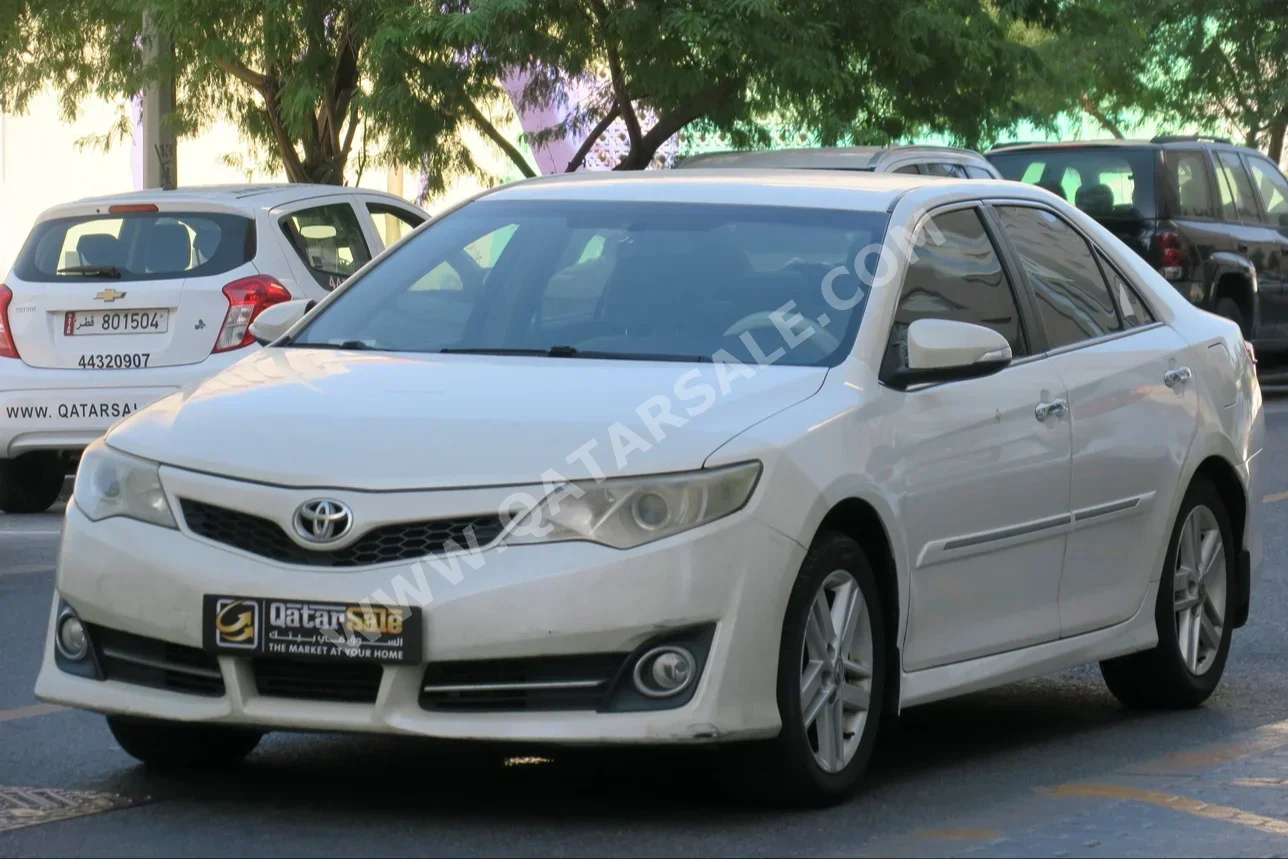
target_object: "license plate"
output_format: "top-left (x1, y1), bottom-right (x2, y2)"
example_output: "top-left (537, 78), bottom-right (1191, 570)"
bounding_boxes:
top-left (64, 309), bottom-right (168, 336)
top-left (203, 596), bottom-right (422, 665)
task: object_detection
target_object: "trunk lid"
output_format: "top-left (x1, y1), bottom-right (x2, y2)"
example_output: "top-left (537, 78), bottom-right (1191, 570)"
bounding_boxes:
top-left (4, 207), bottom-right (256, 369)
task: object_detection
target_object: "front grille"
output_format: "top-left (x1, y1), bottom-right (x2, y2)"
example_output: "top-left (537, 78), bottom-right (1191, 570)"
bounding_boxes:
top-left (179, 499), bottom-right (505, 568)
top-left (420, 653), bottom-right (628, 712)
top-left (87, 624), bottom-right (225, 697)
top-left (252, 658), bottom-right (383, 704)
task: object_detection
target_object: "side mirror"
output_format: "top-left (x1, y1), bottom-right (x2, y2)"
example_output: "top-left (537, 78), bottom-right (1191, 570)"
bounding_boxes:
top-left (249, 299), bottom-right (313, 346)
top-left (887, 318), bottom-right (1013, 390)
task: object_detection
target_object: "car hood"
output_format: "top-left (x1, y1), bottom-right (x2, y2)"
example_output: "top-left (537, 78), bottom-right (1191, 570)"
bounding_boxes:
top-left (108, 349), bottom-right (827, 490)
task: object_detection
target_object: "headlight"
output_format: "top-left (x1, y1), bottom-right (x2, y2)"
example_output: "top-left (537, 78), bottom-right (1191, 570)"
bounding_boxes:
top-left (74, 439), bottom-right (177, 529)
top-left (508, 461), bottom-right (761, 550)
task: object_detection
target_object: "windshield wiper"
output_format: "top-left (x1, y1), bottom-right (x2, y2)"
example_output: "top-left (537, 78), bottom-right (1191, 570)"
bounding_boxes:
top-left (441, 346), bottom-right (711, 362)
top-left (57, 265), bottom-right (122, 278)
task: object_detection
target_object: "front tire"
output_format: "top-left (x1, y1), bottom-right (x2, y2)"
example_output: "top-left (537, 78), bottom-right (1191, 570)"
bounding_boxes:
top-left (756, 532), bottom-right (887, 806)
top-left (1100, 477), bottom-right (1235, 709)
top-left (107, 716), bottom-right (263, 769)
top-left (0, 452), bottom-right (65, 514)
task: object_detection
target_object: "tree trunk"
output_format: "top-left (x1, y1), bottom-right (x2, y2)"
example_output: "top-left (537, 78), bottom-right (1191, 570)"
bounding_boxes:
top-left (1080, 93), bottom-right (1124, 139)
top-left (1268, 112), bottom-right (1287, 166)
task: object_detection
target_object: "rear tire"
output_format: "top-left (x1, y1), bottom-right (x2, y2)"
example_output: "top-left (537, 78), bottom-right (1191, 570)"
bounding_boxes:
top-left (107, 716), bottom-right (263, 769)
top-left (0, 452), bottom-right (65, 514)
top-left (1100, 477), bottom-right (1235, 709)
top-left (747, 532), bottom-right (887, 806)
top-left (1215, 296), bottom-right (1249, 339)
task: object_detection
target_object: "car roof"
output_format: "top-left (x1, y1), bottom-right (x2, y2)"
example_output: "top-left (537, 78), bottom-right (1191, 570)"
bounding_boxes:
top-left (41, 184), bottom-right (415, 219)
top-left (479, 168), bottom-right (1021, 212)
top-left (678, 145), bottom-right (990, 170)
top-left (988, 138), bottom-right (1257, 154)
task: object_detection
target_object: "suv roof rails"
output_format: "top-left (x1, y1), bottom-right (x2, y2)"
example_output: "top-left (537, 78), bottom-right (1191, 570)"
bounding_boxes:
top-left (1150, 134), bottom-right (1233, 145)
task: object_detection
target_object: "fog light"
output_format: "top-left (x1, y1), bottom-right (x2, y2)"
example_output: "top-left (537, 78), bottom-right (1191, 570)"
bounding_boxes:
top-left (56, 610), bottom-right (89, 662)
top-left (633, 645), bottom-right (696, 698)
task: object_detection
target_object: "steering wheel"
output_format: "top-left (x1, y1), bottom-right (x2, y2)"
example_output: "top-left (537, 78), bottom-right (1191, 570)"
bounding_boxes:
top-left (723, 311), bottom-right (841, 359)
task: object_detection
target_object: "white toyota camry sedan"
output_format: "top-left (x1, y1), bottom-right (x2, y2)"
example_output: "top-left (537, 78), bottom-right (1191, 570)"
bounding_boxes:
top-left (36, 170), bottom-right (1263, 805)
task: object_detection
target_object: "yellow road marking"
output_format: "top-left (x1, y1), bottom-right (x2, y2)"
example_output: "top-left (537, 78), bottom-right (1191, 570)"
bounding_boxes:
top-left (1047, 783), bottom-right (1288, 837)
top-left (0, 704), bottom-right (66, 723)
top-left (1230, 777), bottom-right (1288, 788)
top-left (0, 787), bottom-right (134, 833)
top-left (1123, 720), bottom-right (1288, 775)
top-left (1264, 491), bottom-right (1288, 504)
top-left (916, 829), bottom-right (1004, 841)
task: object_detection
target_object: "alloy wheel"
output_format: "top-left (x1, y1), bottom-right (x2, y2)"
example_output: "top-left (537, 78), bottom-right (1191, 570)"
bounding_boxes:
top-left (1173, 504), bottom-right (1227, 676)
top-left (800, 569), bottom-right (875, 774)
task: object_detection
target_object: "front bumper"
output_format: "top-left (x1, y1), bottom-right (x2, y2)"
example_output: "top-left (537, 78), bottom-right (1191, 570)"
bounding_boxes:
top-left (36, 500), bottom-right (803, 745)
top-left (0, 349), bottom-right (251, 458)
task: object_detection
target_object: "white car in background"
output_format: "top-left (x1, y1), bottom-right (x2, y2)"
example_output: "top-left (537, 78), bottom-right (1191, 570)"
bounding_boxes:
top-left (0, 184), bottom-right (427, 513)
top-left (37, 171), bottom-right (1262, 805)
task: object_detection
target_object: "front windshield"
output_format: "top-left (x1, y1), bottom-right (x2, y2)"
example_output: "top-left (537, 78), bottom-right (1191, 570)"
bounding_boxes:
top-left (290, 199), bottom-right (889, 367)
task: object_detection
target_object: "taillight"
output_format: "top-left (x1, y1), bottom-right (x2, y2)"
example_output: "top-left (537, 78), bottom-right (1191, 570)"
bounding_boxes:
top-left (213, 275), bottom-right (292, 353)
top-left (0, 285), bottom-right (20, 359)
top-left (1158, 231), bottom-right (1185, 280)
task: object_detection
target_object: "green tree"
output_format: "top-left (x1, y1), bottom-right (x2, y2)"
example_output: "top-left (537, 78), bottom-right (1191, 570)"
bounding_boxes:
top-left (0, 0), bottom-right (489, 185)
top-left (450, 0), bottom-right (1057, 171)
top-left (1147, 0), bottom-right (1288, 162)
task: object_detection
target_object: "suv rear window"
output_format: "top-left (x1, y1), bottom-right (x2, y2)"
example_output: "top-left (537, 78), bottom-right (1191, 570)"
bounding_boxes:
top-left (988, 148), bottom-right (1157, 220)
top-left (14, 211), bottom-right (253, 282)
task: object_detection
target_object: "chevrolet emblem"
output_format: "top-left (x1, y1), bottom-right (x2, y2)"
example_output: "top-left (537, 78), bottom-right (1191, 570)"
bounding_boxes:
top-left (93, 289), bottom-right (127, 303)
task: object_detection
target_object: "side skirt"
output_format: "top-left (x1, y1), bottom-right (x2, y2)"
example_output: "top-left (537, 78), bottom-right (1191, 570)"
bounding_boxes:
top-left (898, 582), bottom-right (1159, 711)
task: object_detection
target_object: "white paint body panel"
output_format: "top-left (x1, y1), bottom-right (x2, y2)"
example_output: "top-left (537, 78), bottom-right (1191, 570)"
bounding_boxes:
top-left (37, 171), bottom-right (1265, 742)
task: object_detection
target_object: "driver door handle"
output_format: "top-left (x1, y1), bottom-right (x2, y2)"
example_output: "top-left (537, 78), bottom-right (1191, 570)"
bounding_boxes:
top-left (1164, 366), bottom-right (1193, 388)
top-left (1035, 398), bottom-right (1068, 421)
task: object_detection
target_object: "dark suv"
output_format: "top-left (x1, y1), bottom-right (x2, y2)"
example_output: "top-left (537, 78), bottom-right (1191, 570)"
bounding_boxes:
top-left (988, 137), bottom-right (1288, 349)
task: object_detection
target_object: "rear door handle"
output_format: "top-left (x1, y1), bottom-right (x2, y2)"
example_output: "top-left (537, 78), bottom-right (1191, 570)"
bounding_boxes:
top-left (1164, 366), bottom-right (1193, 388)
top-left (1035, 398), bottom-right (1068, 421)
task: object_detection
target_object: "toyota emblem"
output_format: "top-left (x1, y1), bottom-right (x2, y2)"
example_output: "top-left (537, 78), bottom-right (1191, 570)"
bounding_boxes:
top-left (293, 499), bottom-right (354, 545)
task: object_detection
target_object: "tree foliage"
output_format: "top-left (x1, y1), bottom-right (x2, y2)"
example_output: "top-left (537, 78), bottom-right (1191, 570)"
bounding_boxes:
top-left (450, 0), bottom-right (1055, 171)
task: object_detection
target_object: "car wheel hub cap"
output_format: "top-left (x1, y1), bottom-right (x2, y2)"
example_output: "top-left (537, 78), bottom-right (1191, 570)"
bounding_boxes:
top-left (1173, 504), bottom-right (1227, 677)
top-left (800, 569), bottom-right (874, 774)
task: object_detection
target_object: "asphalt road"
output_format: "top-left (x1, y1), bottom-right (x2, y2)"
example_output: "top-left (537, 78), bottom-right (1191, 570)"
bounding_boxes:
top-left (3, 406), bottom-right (1288, 857)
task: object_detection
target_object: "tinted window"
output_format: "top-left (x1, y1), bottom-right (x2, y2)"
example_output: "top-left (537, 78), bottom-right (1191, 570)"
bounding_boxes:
top-left (964, 165), bottom-right (995, 179)
top-left (367, 203), bottom-right (425, 250)
top-left (1215, 152), bottom-right (1259, 222)
top-left (1246, 157), bottom-right (1288, 225)
top-left (15, 212), bottom-right (252, 283)
top-left (997, 206), bottom-right (1120, 347)
top-left (1098, 252), bottom-right (1155, 327)
top-left (989, 148), bottom-right (1157, 220)
top-left (923, 163), bottom-right (968, 178)
top-left (292, 201), bottom-right (889, 367)
top-left (883, 208), bottom-right (1026, 375)
top-left (1163, 151), bottom-right (1215, 219)
top-left (280, 204), bottom-right (373, 290)
top-left (893, 165), bottom-right (921, 175)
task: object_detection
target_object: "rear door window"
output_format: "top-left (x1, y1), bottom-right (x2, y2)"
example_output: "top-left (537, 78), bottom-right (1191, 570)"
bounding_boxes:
top-left (996, 205), bottom-right (1122, 348)
top-left (280, 203), bottom-right (373, 290)
top-left (14, 212), bottom-right (253, 282)
top-left (922, 163), bottom-right (969, 178)
top-left (367, 203), bottom-right (426, 250)
top-left (965, 165), bottom-right (996, 179)
top-left (1162, 151), bottom-right (1216, 219)
top-left (1246, 156), bottom-right (1288, 226)
top-left (1215, 152), bottom-right (1260, 222)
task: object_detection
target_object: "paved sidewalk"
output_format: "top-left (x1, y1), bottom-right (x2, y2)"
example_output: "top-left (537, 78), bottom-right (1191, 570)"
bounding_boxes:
top-left (853, 718), bottom-right (1288, 857)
